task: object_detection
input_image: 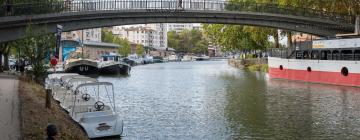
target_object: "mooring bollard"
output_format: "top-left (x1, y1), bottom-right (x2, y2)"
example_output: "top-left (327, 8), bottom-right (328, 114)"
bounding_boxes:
top-left (46, 89), bottom-right (51, 109)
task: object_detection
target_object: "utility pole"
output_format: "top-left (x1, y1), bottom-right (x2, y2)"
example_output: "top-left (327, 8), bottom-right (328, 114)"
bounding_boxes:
top-left (355, 16), bottom-right (360, 35)
top-left (82, 29), bottom-right (84, 58)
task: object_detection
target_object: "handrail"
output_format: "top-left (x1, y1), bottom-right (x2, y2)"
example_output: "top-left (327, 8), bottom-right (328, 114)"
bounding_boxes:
top-left (0, 0), bottom-right (354, 24)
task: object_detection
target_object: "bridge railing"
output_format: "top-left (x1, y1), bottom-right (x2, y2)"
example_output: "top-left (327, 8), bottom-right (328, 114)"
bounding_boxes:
top-left (0, 0), bottom-right (354, 24)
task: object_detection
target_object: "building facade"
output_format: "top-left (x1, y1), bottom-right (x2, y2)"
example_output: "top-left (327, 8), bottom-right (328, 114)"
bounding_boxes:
top-left (112, 24), bottom-right (168, 48)
top-left (62, 28), bottom-right (102, 42)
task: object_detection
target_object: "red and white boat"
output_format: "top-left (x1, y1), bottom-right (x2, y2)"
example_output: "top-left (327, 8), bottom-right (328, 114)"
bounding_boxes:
top-left (268, 37), bottom-right (360, 87)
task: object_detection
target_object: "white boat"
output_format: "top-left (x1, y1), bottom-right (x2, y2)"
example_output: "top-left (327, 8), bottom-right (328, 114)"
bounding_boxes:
top-left (69, 82), bottom-right (123, 138)
top-left (167, 54), bottom-right (180, 62)
top-left (127, 54), bottom-right (144, 65)
top-left (143, 55), bottom-right (154, 64)
top-left (268, 37), bottom-right (360, 87)
top-left (58, 77), bottom-right (98, 111)
top-left (52, 75), bottom-right (87, 101)
top-left (193, 55), bottom-right (210, 61)
top-left (45, 73), bottom-right (79, 95)
top-left (181, 55), bottom-right (194, 62)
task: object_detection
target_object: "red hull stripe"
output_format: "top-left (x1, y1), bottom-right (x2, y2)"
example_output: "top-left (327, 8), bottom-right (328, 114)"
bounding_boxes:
top-left (269, 68), bottom-right (360, 87)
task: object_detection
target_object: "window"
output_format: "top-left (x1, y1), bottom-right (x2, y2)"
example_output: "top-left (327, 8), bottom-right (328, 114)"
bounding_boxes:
top-left (332, 50), bottom-right (340, 60)
top-left (341, 50), bottom-right (353, 60)
top-left (355, 50), bottom-right (360, 60)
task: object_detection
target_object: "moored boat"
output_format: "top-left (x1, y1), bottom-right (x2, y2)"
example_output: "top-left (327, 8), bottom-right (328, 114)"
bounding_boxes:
top-left (65, 58), bottom-right (99, 75)
top-left (194, 55), bottom-right (210, 61)
top-left (98, 55), bottom-right (131, 75)
top-left (69, 82), bottom-right (123, 138)
top-left (268, 37), bottom-right (360, 87)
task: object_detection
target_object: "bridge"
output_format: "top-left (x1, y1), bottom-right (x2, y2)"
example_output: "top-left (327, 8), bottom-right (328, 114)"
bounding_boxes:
top-left (0, 0), bottom-right (356, 42)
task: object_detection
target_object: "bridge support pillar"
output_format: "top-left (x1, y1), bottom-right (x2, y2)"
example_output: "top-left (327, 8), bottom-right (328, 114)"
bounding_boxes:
top-left (356, 16), bottom-right (360, 35)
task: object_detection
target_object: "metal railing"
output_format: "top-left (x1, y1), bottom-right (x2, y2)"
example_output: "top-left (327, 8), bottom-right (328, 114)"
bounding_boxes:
top-left (0, 0), bottom-right (354, 24)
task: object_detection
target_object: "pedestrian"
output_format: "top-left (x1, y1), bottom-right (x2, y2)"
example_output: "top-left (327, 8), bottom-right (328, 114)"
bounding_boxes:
top-left (46, 124), bottom-right (58, 140)
top-left (178, 0), bottom-right (183, 9)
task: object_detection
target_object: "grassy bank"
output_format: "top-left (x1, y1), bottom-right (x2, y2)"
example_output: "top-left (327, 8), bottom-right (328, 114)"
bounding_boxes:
top-left (246, 64), bottom-right (269, 73)
top-left (18, 77), bottom-right (88, 140)
top-left (228, 58), bottom-right (268, 73)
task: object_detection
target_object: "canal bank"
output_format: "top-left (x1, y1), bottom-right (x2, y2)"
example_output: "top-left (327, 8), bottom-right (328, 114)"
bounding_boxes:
top-left (228, 58), bottom-right (268, 72)
top-left (17, 76), bottom-right (88, 139)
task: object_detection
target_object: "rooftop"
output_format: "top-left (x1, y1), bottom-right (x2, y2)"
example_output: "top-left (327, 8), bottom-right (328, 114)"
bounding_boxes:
top-left (83, 41), bottom-right (120, 48)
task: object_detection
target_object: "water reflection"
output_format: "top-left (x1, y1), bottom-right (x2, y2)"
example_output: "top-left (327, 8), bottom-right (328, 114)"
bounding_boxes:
top-left (98, 61), bottom-right (360, 139)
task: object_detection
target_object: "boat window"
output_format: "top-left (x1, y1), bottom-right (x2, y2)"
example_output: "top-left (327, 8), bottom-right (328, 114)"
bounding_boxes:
top-left (355, 50), bottom-right (360, 61)
top-left (109, 57), bottom-right (114, 61)
top-left (103, 57), bottom-right (108, 61)
top-left (332, 50), bottom-right (340, 60)
top-left (115, 56), bottom-right (119, 61)
top-left (295, 51), bottom-right (303, 59)
top-left (341, 67), bottom-right (349, 76)
top-left (311, 50), bottom-right (319, 59)
top-left (341, 50), bottom-right (353, 60)
top-left (303, 51), bottom-right (310, 59)
top-left (320, 50), bottom-right (330, 60)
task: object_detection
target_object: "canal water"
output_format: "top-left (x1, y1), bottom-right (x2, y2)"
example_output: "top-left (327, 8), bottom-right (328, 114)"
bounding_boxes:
top-left (98, 60), bottom-right (360, 140)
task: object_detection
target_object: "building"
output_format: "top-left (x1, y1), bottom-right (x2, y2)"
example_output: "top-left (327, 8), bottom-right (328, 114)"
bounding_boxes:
top-left (62, 28), bottom-right (102, 42)
top-left (80, 41), bottom-right (120, 60)
top-left (112, 26), bottom-right (156, 47)
top-left (60, 28), bottom-right (119, 61)
top-left (112, 24), bottom-right (168, 48)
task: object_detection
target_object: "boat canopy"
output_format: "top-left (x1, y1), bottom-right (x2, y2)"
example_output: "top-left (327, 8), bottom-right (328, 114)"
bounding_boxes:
top-left (75, 82), bottom-right (116, 110)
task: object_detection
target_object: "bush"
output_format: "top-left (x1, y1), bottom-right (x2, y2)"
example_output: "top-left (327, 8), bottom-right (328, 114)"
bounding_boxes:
top-left (246, 64), bottom-right (268, 72)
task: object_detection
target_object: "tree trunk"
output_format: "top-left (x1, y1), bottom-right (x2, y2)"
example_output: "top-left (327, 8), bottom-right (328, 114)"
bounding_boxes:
top-left (287, 31), bottom-right (293, 48)
top-left (3, 53), bottom-right (9, 71)
top-left (0, 50), bottom-right (3, 72)
top-left (274, 30), bottom-right (279, 48)
top-left (0, 50), bottom-right (2, 66)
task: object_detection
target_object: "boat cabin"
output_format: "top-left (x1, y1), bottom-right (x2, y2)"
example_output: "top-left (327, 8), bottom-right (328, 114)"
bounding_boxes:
top-left (101, 55), bottom-right (122, 62)
top-left (294, 38), bottom-right (360, 61)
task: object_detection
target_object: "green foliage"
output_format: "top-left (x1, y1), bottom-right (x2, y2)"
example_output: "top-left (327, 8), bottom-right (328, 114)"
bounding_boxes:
top-left (167, 29), bottom-right (208, 54)
top-left (247, 64), bottom-right (268, 72)
top-left (114, 37), bottom-right (131, 57)
top-left (135, 44), bottom-right (145, 55)
top-left (102, 29), bottom-right (132, 57)
top-left (202, 24), bottom-right (271, 52)
top-left (19, 24), bottom-right (55, 79)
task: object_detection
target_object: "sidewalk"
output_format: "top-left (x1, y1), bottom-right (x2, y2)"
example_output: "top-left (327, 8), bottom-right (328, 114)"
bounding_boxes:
top-left (0, 73), bottom-right (20, 140)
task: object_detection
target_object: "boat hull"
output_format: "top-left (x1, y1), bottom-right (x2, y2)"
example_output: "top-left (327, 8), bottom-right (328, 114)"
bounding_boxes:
top-left (65, 60), bottom-right (99, 75)
top-left (268, 57), bottom-right (360, 87)
top-left (99, 64), bottom-right (130, 75)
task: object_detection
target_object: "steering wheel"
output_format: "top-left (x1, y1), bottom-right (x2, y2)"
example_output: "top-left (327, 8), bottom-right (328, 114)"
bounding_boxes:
top-left (94, 101), bottom-right (105, 111)
top-left (81, 94), bottom-right (91, 101)
top-left (66, 85), bottom-right (73, 90)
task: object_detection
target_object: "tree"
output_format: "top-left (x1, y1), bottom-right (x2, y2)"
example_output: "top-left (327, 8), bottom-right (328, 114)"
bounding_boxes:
top-left (19, 24), bottom-right (55, 80)
top-left (102, 29), bottom-right (132, 57)
top-left (113, 37), bottom-right (131, 57)
top-left (167, 29), bottom-right (208, 54)
top-left (135, 44), bottom-right (145, 55)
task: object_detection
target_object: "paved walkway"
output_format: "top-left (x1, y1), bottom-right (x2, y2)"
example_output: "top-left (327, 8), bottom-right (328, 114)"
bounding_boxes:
top-left (0, 74), bottom-right (20, 140)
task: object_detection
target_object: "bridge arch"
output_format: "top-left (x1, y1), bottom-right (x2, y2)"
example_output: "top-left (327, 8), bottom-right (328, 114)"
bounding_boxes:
top-left (0, 0), bottom-right (355, 42)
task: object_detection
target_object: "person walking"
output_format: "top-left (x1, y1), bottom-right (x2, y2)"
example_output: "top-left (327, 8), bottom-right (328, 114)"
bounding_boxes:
top-left (178, 0), bottom-right (183, 9)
